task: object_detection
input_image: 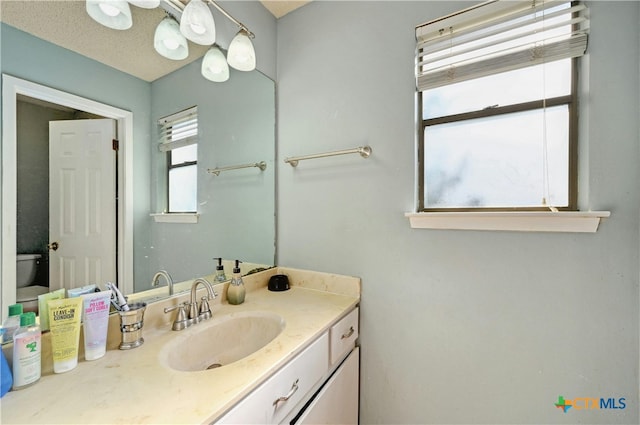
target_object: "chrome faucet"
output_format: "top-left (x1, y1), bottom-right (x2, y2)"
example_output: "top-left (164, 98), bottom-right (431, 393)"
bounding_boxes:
top-left (191, 278), bottom-right (217, 322)
top-left (152, 270), bottom-right (174, 295)
top-left (163, 277), bottom-right (218, 331)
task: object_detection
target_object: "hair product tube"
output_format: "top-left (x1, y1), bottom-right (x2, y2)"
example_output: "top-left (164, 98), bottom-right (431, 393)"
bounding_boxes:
top-left (47, 297), bottom-right (82, 373)
top-left (81, 290), bottom-right (112, 360)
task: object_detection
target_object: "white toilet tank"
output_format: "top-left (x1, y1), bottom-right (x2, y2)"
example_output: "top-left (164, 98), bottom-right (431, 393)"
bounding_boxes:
top-left (16, 254), bottom-right (42, 288)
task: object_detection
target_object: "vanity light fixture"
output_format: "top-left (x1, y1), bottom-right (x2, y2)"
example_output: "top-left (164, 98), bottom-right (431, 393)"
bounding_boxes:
top-left (86, 0), bottom-right (256, 79)
top-left (201, 45), bottom-right (229, 82)
top-left (154, 15), bottom-right (189, 60)
top-left (180, 0), bottom-right (216, 45)
top-left (86, 0), bottom-right (133, 30)
top-left (227, 29), bottom-right (256, 72)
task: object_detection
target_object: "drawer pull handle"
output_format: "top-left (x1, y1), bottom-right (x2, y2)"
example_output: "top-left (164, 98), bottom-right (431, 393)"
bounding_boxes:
top-left (341, 326), bottom-right (355, 340)
top-left (273, 379), bottom-right (299, 407)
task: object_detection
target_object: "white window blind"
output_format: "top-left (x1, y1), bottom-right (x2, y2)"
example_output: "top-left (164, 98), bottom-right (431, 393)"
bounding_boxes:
top-left (416, 0), bottom-right (589, 91)
top-left (158, 106), bottom-right (198, 152)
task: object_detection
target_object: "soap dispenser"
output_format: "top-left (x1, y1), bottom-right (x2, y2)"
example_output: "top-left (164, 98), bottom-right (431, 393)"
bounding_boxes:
top-left (226, 260), bottom-right (245, 305)
top-left (213, 257), bottom-right (227, 282)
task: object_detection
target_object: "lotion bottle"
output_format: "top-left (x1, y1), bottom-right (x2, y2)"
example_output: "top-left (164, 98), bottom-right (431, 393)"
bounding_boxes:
top-left (226, 260), bottom-right (245, 305)
top-left (12, 312), bottom-right (41, 390)
top-left (214, 257), bottom-right (227, 282)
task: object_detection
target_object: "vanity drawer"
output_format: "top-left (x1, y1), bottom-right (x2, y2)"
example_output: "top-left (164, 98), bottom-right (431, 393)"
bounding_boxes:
top-left (329, 307), bottom-right (359, 365)
top-left (216, 332), bottom-right (329, 424)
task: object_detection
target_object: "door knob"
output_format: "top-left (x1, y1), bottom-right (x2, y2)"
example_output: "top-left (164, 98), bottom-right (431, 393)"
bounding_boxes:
top-left (48, 241), bottom-right (59, 251)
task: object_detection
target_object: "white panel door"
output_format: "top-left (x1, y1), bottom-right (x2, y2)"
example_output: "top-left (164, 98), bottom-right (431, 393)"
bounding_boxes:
top-left (49, 119), bottom-right (116, 291)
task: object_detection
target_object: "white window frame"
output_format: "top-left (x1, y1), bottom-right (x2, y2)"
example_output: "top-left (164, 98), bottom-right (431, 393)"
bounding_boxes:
top-left (407, 0), bottom-right (610, 232)
top-left (154, 106), bottom-right (200, 222)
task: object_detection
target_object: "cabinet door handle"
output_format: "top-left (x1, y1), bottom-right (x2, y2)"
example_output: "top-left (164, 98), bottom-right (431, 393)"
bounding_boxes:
top-left (273, 379), bottom-right (299, 407)
top-left (341, 326), bottom-right (355, 340)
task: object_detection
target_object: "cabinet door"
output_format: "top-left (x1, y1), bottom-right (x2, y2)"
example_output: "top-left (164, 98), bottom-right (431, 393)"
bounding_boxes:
top-left (295, 347), bottom-right (359, 425)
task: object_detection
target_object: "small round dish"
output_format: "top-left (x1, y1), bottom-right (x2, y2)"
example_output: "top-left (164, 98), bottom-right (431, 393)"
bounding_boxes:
top-left (268, 274), bottom-right (290, 292)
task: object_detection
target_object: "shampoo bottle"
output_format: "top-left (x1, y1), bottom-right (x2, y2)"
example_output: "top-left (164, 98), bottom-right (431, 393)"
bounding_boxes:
top-left (12, 312), bottom-right (41, 390)
top-left (1, 304), bottom-right (23, 343)
top-left (214, 257), bottom-right (227, 282)
top-left (226, 260), bottom-right (245, 305)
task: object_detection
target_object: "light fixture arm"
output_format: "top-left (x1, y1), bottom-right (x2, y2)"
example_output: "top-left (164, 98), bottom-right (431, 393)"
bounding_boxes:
top-left (204, 0), bottom-right (254, 39)
top-left (161, 0), bottom-right (186, 18)
top-left (160, 0), bottom-right (254, 39)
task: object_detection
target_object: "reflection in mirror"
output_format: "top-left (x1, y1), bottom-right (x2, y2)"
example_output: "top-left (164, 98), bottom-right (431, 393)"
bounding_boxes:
top-left (0, 3), bottom-right (275, 322)
top-left (140, 57), bottom-right (275, 291)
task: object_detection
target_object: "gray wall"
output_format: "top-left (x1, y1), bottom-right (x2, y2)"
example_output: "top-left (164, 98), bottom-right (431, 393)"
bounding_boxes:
top-left (277, 1), bottom-right (639, 424)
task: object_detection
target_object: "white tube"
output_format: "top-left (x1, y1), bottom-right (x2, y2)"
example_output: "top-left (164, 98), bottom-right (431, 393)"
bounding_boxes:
top-left (68, 284), bottom-right (97, 298)
top-left (81, 290), bottom-right (112, 361)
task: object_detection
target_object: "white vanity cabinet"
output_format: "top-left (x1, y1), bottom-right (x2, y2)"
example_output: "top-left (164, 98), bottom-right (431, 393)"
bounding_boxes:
top-left (216, 307), bottom-right (359, 425)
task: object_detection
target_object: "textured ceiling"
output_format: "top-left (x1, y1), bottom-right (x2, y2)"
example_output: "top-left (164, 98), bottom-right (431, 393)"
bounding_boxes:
top-left (260, 0), bottom-right (310, 18)
top-left (0, 1), bottom-right (309, 82)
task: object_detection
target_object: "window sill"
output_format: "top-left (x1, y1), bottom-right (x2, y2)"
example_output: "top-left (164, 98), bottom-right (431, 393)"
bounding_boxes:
top-left (151, 213), bottom-right (199, 224)
top-left (404, 211), bottom-right (611, 233)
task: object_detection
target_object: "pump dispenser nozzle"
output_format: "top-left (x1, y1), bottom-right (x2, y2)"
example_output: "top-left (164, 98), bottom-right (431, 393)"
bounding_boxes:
top-left (213, 257), bottom-right (227, 282)
top-left (233, 259), bottom-right (242, 274)
top-left (213, 257), bottom-right (224, 270)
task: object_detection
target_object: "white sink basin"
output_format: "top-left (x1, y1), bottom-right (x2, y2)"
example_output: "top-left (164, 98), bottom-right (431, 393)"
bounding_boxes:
top-left (159, 311), bottom-right (285, 372)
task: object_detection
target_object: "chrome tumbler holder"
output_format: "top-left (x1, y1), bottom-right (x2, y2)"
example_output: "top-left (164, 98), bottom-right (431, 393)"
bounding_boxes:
top-left (118, 302), bottom-right (146, 350)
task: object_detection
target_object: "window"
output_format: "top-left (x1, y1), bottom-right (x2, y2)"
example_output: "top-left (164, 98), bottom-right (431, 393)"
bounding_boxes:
top-left (416, 0), bottom-right (589, 211)
top-left (158, 106), bottom-right (198, 213)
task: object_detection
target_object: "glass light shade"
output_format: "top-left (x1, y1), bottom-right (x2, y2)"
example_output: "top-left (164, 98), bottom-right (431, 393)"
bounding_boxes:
top-left (201, 46), bottom-right (229, 82)
top-left (154, 17), bottom-right (189, 60)
top-left (86, 0), bottom-right (133, 30)
top-left (227, 29), bottom-right (256, 71)
top-left (180, 0), bottom-right (216, 45)
top-left (127, 0), bottom-right (160, 8)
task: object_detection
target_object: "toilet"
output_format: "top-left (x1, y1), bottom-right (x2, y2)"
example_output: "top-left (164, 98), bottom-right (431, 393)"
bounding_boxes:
top-left (16, 254), bottom-right (50, 314)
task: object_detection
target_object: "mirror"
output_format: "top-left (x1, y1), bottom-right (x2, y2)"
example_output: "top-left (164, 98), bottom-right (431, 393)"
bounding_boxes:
top-left (1, 4), bottom-right (275, 320)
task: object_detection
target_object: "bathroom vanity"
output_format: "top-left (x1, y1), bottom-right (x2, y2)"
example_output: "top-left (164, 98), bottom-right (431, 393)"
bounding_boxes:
top-left (218, 306), bottom-right (359, 424)
top-left (0, 267), bottom-right (360, 424)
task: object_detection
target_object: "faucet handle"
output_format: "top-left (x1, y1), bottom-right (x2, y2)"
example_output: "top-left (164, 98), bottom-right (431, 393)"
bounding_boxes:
top-left (198, 296), bottom-right (212, 321)
top-left (186, 301), bottom-right (200, 324)
top-left (164, 303), bottom-right (189, 331)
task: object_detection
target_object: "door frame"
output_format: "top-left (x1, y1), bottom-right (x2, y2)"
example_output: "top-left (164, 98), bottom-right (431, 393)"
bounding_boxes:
top-left (1, 74), bottom-right (134, 319)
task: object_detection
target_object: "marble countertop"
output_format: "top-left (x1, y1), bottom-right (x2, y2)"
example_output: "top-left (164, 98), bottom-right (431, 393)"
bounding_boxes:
top-left (1, 267), bottom-right (360, 424)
